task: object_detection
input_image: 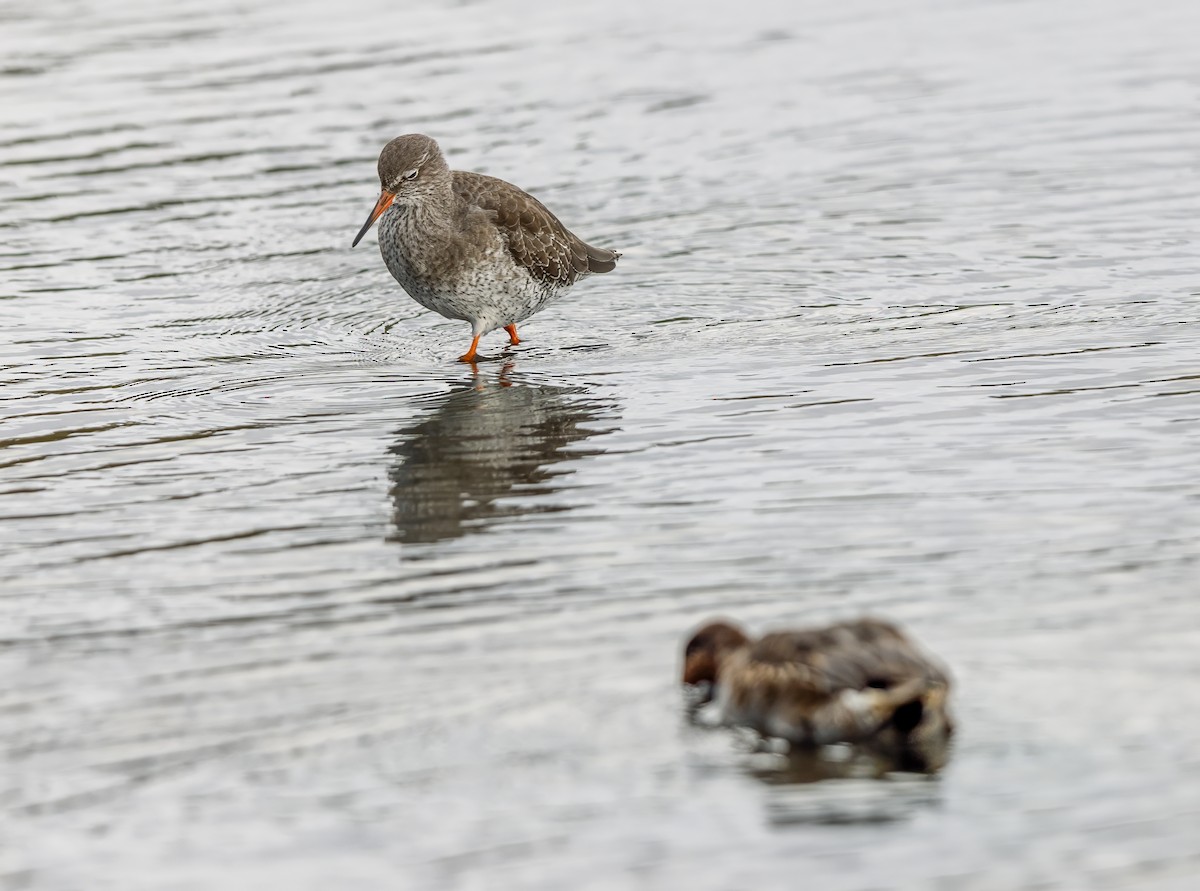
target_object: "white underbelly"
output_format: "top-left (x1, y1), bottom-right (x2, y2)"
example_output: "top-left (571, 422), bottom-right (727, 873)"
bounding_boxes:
top-left (378, 212), bottom-right (560, 334)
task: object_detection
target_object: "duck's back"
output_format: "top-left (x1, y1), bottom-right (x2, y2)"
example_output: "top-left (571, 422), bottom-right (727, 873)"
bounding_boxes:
top-left (719, 618), bottom-right (952, 747)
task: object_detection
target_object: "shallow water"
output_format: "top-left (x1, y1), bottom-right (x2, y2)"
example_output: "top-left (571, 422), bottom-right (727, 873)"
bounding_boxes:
top-left (3, 0), bottom-right (1200, 887)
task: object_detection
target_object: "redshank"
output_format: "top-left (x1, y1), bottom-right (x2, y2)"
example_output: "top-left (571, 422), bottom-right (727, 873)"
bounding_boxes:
top-left (352, 134), bottom-right (621, 363)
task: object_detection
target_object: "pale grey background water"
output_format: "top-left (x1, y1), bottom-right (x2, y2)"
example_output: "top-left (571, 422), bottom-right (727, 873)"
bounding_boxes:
top-left (3, 0), bottom-right (1200, 888)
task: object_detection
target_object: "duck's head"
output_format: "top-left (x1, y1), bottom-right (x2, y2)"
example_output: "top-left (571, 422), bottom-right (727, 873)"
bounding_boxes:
top-left (682, 619), bottom-right (750, 690)
top-left (352, 134), bottom-right (451, 247)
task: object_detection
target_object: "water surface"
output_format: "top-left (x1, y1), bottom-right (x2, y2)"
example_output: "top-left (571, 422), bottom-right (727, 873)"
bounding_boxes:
top-left (3, 0), bottom-right (1200, 888)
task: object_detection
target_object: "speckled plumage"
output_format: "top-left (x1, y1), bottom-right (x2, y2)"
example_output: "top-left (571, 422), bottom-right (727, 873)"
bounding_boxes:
top-left (682, 617), bottom-right (954, 758)
top-left (353, 135), bottom-right (620, 361)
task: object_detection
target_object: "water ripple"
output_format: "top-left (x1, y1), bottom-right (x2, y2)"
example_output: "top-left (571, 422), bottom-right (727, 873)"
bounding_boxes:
top-left (3, 0), bottom-right (1200, 888)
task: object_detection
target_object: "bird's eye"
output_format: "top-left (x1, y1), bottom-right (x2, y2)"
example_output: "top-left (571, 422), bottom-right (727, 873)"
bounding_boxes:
top-left (402, 169), bottom-right (418, 181)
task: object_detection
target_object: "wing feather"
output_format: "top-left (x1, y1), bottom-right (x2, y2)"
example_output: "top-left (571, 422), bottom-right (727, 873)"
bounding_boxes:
top-left (723, 618), bottom-right (951, 745)
top-left (452, 171), bottom-right (619, 287)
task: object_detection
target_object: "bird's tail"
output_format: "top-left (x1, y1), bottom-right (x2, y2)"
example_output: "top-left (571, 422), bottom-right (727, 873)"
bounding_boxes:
top-left (811, 676), bottom-right (953, 745)
top-left (585, 243), bottom-right (621, 274)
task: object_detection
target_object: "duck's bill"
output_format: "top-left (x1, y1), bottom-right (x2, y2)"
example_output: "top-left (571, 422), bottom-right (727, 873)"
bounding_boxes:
top-left (351, 190), bottom-right (395, 247)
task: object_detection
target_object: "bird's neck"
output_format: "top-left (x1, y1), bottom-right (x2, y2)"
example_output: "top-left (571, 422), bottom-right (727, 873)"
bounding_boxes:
top-left (398, 183), bottom-right (457, 230)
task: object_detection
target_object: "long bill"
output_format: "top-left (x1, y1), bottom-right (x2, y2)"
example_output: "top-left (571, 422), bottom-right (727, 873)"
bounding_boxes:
top-left (351, 189), bottom-right (396, 247)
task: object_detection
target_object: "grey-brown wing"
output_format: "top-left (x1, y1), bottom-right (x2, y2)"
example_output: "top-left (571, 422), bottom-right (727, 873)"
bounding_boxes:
top-left (752, 618), bottom-right (950, 697)
top-left (452, 171), bottom-right (619, 288)
top-left (745, 619), bottom-right (951, 745)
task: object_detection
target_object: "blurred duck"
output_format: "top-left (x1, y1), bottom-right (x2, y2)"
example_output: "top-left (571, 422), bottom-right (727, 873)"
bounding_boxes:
top-left (682, 617), bottom-right (953, 758)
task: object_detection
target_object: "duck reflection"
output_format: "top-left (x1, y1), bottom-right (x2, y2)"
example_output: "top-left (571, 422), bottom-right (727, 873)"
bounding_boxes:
top-left (745, 733), bottom-right (954, 784)
top-left (387, 369), bottom-right (613, 544)
top-left (748, 739), bottom-right (949, 827)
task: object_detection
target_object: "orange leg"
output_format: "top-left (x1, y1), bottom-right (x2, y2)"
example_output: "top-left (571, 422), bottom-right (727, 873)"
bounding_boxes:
top-left (458, 334), bottom-right (481, 363)
top-left (504, 324), bottom-right (520, 345)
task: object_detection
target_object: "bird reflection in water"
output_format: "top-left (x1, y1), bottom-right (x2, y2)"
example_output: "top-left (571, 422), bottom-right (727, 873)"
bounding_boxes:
top-left (387, 366), bottom-right (614, 544)
top-left (687, 710), bottom-right (953, 790)
top-left (746, 733), bottom-right (953, 783)
top-left (699, 726), bottom-right (950, 826)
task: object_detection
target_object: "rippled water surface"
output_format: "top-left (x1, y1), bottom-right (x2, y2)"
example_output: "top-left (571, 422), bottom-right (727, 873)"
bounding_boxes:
top-left (3, 0), bottom-right (1200, 887)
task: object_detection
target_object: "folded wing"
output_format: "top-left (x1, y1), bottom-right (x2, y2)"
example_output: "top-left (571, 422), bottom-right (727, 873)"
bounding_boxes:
top-left (453, 171), bottom-right (620, 287)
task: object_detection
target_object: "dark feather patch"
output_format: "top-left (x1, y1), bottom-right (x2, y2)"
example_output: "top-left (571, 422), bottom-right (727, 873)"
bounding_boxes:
top-left (453, 172), bottom-right (620, 287)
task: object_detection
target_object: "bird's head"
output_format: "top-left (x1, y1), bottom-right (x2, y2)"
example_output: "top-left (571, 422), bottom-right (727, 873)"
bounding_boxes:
top-left (681, 619), bottom-right (750, 695)
top-left (352, 134), bottom-right (451, 247)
